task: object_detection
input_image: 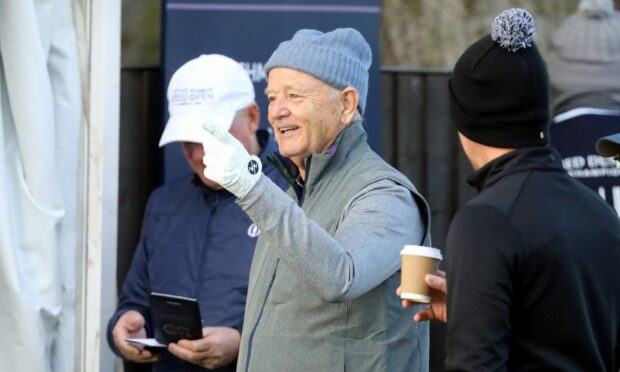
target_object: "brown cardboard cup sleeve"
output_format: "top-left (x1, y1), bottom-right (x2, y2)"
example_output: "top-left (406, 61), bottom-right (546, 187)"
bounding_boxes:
top-left (400, 245), bottom-right (443, 303)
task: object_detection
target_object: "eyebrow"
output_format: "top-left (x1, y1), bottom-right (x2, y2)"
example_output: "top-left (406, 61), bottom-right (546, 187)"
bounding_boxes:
top-left (265, 84), bottom-right (309, 96)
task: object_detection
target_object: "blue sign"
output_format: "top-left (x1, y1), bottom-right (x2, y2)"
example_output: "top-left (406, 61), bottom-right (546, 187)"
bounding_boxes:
top-left (162, 0), bottom-right (381, 181)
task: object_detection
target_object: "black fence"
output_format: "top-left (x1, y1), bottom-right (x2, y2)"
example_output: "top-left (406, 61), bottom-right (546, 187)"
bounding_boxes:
top-left (381, 67), bottom-right (475, 250)
top-left (117, 66), bottom-right (476, 372)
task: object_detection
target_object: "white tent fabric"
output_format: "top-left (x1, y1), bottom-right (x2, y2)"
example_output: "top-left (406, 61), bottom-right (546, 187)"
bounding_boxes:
top-left (0, 0), bottom-right (81, 371)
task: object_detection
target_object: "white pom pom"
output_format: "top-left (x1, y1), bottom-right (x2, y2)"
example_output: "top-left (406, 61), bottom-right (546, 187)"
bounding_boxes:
top-left (491, 8), bottom-right (535, 52)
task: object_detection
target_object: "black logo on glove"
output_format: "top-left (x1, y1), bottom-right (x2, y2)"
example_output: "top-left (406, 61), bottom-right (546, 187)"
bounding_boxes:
top-left (248, 160), bottom-right (259, 175)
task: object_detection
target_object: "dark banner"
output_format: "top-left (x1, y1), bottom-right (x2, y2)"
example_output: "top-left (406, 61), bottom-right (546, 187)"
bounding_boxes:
top-left (162, 0), bottom-right (381, 181)
top-left (551, 113), bottom-right (620, 215)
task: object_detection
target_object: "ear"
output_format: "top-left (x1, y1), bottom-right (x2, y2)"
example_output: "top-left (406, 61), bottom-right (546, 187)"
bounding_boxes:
top-left (340, 87), bottom-right (359, 125)
top-left (246, 102), bottom-right (261, 133)
top-left (181, 142), bottom-right (192, 158)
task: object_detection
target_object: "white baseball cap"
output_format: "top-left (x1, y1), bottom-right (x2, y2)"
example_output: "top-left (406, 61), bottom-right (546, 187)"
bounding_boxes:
top-left (159, 54), bottom-right (255, 147)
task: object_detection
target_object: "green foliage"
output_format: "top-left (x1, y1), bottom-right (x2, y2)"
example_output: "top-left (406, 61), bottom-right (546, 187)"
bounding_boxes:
top-left (121, 0), bottom-right (161, 67)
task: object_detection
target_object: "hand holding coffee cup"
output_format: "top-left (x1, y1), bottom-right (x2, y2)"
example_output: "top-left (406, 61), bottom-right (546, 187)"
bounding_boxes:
top-left (400, 245), bottom-right (443, 303)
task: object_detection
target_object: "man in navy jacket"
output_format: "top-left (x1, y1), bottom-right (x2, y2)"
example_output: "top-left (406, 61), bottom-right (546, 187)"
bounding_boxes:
top-left (106, 54), bottom-right (287, 371)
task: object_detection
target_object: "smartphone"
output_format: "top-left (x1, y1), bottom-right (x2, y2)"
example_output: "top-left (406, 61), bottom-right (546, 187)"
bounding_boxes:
top-left (149, 292), bottom-right (203, 344)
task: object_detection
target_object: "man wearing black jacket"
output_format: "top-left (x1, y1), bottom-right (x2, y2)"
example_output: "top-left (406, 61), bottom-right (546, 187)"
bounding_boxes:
top-left (405, 8), bottom-right (620, 372)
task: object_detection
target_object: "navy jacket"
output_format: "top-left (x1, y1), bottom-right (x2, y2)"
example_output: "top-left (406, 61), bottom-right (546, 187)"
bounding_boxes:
top-left (107, 131), bottom-right (287, 372)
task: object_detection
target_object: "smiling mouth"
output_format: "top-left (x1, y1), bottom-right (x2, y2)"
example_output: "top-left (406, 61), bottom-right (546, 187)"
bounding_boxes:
top-left (278, 125), bottom-right (299, 135)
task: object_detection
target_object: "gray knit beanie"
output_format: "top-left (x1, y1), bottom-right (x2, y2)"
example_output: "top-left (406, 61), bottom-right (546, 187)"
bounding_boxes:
top-left (548, 0), bottom-right (620, 112)
top-left (264, 28), bottom-right (371, 114)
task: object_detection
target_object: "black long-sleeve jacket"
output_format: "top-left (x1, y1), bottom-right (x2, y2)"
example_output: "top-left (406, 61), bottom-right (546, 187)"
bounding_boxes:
top-left (445, 147), bottom-right (620, 372)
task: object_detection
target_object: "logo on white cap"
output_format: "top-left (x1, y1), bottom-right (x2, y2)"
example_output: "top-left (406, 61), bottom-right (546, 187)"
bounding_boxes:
top-left (171, 88), bottom-right (215, 106)
top-left (159, 54), bottom-right (255, 147)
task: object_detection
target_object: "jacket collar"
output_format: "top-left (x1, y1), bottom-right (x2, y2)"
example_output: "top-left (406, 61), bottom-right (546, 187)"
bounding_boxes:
top-left (468, 146), bottom-right (565, 192)
top-left (268, 119), bottom-right (367, 188)
top-left (305, 119), bottom-right (367, 184)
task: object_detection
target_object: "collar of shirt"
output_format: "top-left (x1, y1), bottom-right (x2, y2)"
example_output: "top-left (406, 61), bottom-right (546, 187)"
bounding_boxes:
top-left (267, 130), bottom-right (343, 201)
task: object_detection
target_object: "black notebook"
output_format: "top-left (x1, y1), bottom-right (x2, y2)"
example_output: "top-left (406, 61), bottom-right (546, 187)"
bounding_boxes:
top-left (149, 292), bottom-right (203, 344)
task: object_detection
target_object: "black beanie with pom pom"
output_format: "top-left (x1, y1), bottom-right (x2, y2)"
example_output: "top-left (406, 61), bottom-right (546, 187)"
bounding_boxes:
top-left (449, 8), bottom-right (550, 148)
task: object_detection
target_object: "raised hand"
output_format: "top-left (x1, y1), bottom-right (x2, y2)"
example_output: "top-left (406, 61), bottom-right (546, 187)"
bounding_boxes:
top-left (201, 119), bottom-right (262, 198)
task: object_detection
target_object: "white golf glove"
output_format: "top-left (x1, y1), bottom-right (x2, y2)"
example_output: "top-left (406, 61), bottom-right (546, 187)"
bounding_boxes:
top-left (201, 119), bottom-right (262, 198)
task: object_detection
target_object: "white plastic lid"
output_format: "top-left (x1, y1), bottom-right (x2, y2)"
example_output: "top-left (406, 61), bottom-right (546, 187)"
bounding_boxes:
top-left (400, 245), bottom-right (443, 260)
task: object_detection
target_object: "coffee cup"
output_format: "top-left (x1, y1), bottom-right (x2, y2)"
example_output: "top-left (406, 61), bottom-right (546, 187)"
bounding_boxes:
top-left (400, 245), bottom-right (443, 303)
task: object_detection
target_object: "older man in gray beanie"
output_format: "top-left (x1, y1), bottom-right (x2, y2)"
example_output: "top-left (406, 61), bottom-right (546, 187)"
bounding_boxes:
top-left (199, 28), bottom-right (431, 371)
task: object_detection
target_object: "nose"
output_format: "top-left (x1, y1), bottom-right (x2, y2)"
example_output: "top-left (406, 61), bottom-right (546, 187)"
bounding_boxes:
top-left (189, 143), bottom-right (205, 161)
top-left (268, 96), bottom-right (291, 122)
